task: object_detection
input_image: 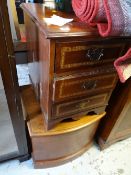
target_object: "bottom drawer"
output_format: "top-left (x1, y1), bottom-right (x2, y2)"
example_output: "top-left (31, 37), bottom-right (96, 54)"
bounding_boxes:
top-left (52, 93), bottom-right (110, 119)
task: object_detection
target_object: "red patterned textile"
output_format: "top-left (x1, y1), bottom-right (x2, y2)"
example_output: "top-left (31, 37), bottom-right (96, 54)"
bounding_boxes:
top-left (72, 0), bottom-right (131, 82)
top-left (72, 0), bottom-right (131, 37)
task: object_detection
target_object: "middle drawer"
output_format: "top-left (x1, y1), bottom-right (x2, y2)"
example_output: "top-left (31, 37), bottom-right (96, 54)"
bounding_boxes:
top-left (53, 73), bottom-right (117, 102)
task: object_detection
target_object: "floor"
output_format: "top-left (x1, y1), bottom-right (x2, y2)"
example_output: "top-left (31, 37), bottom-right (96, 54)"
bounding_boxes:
top-left (0, 74), bottom-right (18, 160)
top-left (0, 65), bottom-right (131, 175)
top-left (0, 137), bottom-right (131, 175)
top-left (0, 65), bottom-right (29, 160)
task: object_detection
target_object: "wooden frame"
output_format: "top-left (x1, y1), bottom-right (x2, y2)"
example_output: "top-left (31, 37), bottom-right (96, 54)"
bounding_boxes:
top-left (0, 0), bottom-right (29, 161)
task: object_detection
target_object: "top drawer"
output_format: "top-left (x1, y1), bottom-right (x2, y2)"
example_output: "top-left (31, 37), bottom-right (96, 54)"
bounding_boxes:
top-left (53, 73), bottom-right (117, 102)
top-left (55, 41), bottom-right (124, 73)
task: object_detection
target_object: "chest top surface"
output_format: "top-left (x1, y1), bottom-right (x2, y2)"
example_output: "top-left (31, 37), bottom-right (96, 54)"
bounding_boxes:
top-left (21, 3), bottom-right (101, 39)
top-left (21, 3), bottom-right (131, 41)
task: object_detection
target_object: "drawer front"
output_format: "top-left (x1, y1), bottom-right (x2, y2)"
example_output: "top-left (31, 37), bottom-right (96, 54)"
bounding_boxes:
top-left (55, 42), bottom-right (124, 73)
top-left (53, 74), bottom-right (117, 102)
top-left (52, 93), bottom-right (109, 119)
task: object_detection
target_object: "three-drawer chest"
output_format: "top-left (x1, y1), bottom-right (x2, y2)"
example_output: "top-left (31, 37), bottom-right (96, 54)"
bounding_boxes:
top-left (21, 3), bottom-right (130, 130)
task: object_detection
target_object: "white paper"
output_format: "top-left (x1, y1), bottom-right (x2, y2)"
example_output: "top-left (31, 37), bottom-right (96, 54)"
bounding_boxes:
top-left (43, 15), bottom-right (73, 26)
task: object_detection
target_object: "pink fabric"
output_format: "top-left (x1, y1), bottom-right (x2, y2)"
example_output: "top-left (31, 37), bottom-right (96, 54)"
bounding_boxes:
top-left (114, 48), bottom-right (131, 83)
top-left (72, 0), bottom-right (131, 82)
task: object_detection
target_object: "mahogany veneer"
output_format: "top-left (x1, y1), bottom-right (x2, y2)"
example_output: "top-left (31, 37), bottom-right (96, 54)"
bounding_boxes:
top-left (96, 79), bottom-right (131, 149)
top-left (21, 3), bottom-right (130, 130)
top-left (21, 86), bottom-right (105, 168)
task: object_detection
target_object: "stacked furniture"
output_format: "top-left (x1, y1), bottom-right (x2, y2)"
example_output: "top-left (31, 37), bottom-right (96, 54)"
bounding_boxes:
top-left (21, 3), bottom-right (130, 168)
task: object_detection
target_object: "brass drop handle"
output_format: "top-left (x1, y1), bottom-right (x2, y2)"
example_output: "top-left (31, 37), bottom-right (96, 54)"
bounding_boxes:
top-left (86, 48), bottom-right (104, 61)
top-left (76, 100), bottom-right (90, 109)
top-left (82, 81), bottom-right (97, 90)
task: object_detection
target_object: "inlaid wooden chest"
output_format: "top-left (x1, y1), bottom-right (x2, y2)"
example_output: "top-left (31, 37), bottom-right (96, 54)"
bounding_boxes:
top-left (21, 3), bottom-right (130, 130)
